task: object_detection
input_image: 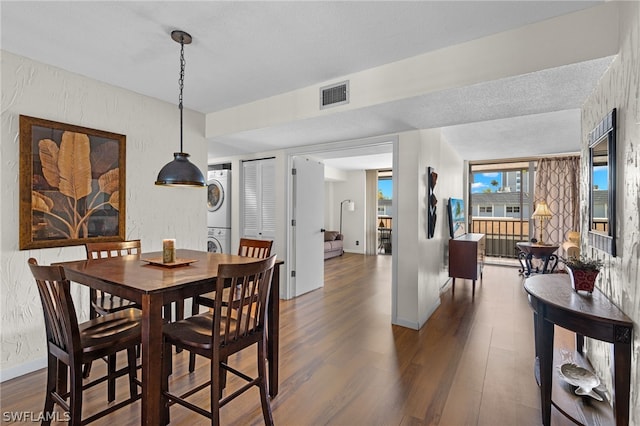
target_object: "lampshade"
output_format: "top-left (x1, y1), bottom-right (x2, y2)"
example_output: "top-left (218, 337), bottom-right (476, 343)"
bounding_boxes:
top-left (532, 201), bottom-right (552, 218)
top-left (155, 30), bottom-right (205, 187)
top-left (155, 152), bottom-right (206, 186)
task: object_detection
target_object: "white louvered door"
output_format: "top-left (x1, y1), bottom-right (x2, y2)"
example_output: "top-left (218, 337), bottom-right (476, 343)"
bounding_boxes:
top-left (242, 158), bottom-right (275, 239)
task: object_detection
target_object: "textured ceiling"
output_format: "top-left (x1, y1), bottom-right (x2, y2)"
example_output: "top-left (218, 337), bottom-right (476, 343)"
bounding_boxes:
top-left (1, 1), bottom-right (610, 167)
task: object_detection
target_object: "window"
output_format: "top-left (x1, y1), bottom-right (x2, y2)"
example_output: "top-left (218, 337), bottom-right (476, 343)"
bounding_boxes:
top-left (378, 171), bottom-right (393, 219)
top-left (470, 161), bottom-right (536, 259)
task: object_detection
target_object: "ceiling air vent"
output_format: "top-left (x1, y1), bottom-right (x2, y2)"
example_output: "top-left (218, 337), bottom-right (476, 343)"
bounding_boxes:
top-left (320, 81), bottom-right (349, 109)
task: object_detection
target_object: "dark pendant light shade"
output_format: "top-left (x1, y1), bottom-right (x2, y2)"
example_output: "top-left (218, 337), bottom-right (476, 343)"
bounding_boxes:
top-left (155, 152), bottom-right (206, 186)
top-left (155, 30), bottom-right (206, 187)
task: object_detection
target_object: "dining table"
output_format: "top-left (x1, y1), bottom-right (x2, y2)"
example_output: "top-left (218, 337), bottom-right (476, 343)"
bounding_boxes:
top-left (57, 249), bottom-right (283, 426)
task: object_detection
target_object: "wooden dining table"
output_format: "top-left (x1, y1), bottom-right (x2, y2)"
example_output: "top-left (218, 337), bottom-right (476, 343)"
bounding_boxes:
top-left (57, 249), bottom-right (283, 426)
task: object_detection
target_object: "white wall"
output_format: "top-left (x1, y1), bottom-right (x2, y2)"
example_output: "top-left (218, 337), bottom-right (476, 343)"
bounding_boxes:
top-left (324, 181), bottom-right (335, 230)
top-left (333, 171), bottom-right (366, 254)
top-left (0, 51), bottom-right (207, 381)
top-left (393, 129), bottom-right (463, 329)
top-left (580, 2), bottom-right (640, 423)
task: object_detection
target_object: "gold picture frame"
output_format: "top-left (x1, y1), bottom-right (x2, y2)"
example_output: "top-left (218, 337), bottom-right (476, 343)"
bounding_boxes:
top-left (19, 115), bottom-right (126, 250)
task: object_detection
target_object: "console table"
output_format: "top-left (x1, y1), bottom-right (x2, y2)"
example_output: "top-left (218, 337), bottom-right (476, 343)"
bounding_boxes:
top-left (449, 233), bottom-right (485, 296)
top-left (524, 274), bottom-right (632, 426)
top-left (517, 242), bottom-right (559, 276)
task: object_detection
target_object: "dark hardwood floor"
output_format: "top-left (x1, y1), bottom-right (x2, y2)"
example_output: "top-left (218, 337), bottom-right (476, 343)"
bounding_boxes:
top-left (1, 253), bottom-right (576, 425)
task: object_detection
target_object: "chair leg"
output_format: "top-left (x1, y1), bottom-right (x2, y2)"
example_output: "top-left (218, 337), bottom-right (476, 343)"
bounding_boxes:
top-left (161, 342), bottom-right (172, 426)
top-left (70, 363), bottom-right (83, 426)
top-left (256, 339), bottom-right (274, 426)
top-left (82, 361), bottom-right (92, 378)
top-left (188, 299), bottom-right (199, 372)
top-left (175, 300), bottom-right (183, 353)
top-left (107, 354), bottom-right (116, 402)
top-left (211, 350), bottom-right (221, 426)
top-left (127, 347), bottom-right (138, 399)
top-left (42, 354), bottom-right (57, 426)
top-left (188, 352), bottom-right (196, 373)
top-left (56, 359), bottom-right (68, 398)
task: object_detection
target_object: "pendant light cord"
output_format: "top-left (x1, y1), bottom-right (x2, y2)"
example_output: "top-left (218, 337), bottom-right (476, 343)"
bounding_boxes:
top-left (178, 35), bottom-right (186, 153)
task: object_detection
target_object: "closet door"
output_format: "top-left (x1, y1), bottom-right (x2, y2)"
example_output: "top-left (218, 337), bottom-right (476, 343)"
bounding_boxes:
top-left (259, 159), bottom-right (276, 238)
top-left (242, 158), bottom-right (275, 239)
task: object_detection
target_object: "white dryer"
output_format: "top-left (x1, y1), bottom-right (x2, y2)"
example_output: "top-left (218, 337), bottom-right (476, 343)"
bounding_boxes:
top-left (207, 227), bottom-right (231, 254)
top-left (207, 170), bottom-right (231, 228)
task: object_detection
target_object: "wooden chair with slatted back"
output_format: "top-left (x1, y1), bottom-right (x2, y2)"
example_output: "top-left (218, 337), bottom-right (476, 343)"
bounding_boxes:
top-left (188, 238), bottom-right (273, 372)
top-left (83, 240), bottom-right (143, 395)
top-left (27, 258), bottom-right (141, 425)
top-left (161, 255), bottom-right (277, 426)
top-left (237, 238), bottom-right (273, 259)
top-left (85, 240), bottom-right (142, 319)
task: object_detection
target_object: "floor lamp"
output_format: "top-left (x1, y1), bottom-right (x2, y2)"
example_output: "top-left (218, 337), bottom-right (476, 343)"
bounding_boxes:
top-left (340, 199), bottom-right (355, 235)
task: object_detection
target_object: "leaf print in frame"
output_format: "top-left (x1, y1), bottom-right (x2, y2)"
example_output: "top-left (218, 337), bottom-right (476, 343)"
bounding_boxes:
top-left (19, 115), bottom-right (126, 249)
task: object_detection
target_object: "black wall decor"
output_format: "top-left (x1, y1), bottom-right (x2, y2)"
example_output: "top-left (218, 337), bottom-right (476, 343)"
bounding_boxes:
top-left (427, 166), bottom-right (438, 239)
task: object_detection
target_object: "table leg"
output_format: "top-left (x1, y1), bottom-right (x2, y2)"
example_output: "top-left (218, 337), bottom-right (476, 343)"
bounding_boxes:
top-left (537, 311), bottom-right (554, 426)
top-left (267, 264), bottom-right (280, 398)
top-left (526, 253), bottom-right (534, 276)
top-left (517, 252), bottom-right (527, 275)
top-left (141, 294), bottom-right (164, 426)
top-left (612, 338), bottom-right (631, 426)
top-left (541, 255), bottom-right (551, 274)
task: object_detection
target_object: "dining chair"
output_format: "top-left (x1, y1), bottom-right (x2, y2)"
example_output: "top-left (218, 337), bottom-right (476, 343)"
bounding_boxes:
top-left (188, 238), bottom-right (273, 372)
top-left (27, 258), bottom-right (141, 425)
top-left (83, 240), bottom-right (142, 398)
top-left (84, 240), bottom-right (183, 387)
top-left (85, 240), bottom-right (142, 319)
top-left (161, 255), bottom-right (277, 425)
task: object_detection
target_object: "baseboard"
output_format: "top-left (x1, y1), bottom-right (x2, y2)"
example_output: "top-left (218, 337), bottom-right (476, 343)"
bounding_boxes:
top-left (0, 357), bottom-right (46, 383)
top-left (419, 298), bottom-right (441, 329)
top-left (392, 317), bottom-right (420, 330)
top-left (343, 249), bottom-right (365, 254)
top-left (392, 298), bottom-right (441, 331)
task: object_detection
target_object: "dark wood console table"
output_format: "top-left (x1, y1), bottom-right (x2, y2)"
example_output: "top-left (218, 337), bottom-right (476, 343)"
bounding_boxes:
top-left (449, 233), bottom-right (485, 296)
top-left (524, 274), bottom-right (633, 426)
top-left (517, 242), bottom-right (559, 276)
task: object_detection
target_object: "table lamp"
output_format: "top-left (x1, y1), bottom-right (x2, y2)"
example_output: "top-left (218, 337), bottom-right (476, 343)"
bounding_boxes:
top-left (532, 201), bottom-right (552, 245)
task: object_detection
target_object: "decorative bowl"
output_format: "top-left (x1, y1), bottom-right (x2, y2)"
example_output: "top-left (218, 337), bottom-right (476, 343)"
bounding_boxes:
top-left (557, 363), bottom-right (603, 401)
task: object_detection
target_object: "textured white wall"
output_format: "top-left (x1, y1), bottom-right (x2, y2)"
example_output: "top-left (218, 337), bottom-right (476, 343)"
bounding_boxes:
top-left (393, 129), bottom-right (463, 329)
top-left (580, 2), bottom-right (640, 423)
top-left (0, 51), bottom-right (207, 381)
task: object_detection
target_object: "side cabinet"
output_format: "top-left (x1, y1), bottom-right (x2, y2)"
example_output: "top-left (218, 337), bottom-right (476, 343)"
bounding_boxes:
top-left (448, 233), bottom-right (485, 295)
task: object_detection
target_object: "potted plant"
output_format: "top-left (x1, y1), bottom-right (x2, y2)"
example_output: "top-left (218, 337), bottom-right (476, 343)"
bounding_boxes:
top-left (561, 255), bottom-right (604, 293)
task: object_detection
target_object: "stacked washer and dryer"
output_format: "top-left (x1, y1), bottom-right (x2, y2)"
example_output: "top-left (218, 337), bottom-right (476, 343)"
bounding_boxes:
top-left (207, 170), bottom-right (231, 253)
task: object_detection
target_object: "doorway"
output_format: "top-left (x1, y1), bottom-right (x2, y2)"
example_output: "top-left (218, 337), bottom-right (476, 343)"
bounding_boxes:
top-left (284, 136), bottom-right (397, 301)
top-left (377, 170), bottom-right (392, 255)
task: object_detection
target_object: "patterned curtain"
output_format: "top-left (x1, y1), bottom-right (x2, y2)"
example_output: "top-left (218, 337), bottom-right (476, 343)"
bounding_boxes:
top-left (534, 156), bottom-right (580, 260)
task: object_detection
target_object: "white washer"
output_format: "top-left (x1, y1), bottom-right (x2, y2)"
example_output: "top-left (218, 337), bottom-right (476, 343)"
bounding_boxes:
top-left (207, 170), bottom-right (231, 228)
top-left (207, 227), bottom-right (231, 254)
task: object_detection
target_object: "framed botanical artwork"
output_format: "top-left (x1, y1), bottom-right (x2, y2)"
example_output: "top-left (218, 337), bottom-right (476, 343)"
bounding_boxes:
top-left (19, 115), bottom-right (126, 250)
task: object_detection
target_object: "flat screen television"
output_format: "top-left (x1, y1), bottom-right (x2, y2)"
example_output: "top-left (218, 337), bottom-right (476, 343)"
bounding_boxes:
top-left (447, 198), bottom-right (466, 239)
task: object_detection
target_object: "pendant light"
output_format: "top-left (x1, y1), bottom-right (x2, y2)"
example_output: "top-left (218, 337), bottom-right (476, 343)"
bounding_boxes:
top-left (155, 30), bottom-right (206, 187)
